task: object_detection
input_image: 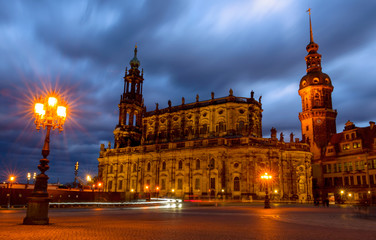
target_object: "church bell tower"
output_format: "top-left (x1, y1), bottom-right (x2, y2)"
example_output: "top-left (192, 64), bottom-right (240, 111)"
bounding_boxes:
top-left (114, 45), bottom-right (144, 148)
top-left (298, 10), bottom-right (337, 160)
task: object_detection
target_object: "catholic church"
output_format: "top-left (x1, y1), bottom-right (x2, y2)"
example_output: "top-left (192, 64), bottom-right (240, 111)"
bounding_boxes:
top-left (96, 12), bottom-right (359, 202)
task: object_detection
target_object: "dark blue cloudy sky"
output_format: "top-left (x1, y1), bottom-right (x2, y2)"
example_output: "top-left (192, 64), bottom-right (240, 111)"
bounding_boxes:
top-left (1, 0), bottom-right (376, 184)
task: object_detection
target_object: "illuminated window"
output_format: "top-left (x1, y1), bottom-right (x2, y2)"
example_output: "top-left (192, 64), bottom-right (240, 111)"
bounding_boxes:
top-left (349, 162), bottom-right (353, 171)
top-left (353, 142), bottom-right (361, 149)
top-left (342, 144), bottom-right (350, 150)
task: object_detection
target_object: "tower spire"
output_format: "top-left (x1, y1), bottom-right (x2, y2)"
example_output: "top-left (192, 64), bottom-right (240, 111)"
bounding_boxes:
top-left (307, 8), bottom-right (314, 43)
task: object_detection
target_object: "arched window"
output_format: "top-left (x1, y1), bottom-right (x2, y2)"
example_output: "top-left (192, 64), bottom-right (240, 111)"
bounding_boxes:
top-left (147, 162), bottom-right (151, 171)
top-left (196, 159), bottom-right (200, 170)
top-left (120, 164), bottom-right (124, 173)
top-left (178, 160), bottom-right (183, 170)
top-left (237, 121), bottom-right (245, 132)
top-left (209, 159), bottom-right (215, 169)
top-left (162, 161), bottom-right (166, 170)
top-left (110, 165), bottom-right (113, 173)
top-left (133, 163), bottom-right (137, 172)
top-left (234, 177), bottom-right (240, 191)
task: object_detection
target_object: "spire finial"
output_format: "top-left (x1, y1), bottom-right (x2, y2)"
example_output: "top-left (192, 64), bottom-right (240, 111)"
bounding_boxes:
top-left (134, 43), bottom-right (138, 57)
top-left (307, 8), bottom-right (314, 43)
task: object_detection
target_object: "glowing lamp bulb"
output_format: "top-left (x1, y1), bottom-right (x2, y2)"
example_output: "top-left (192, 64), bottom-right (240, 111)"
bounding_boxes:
top-left (57, 106), bottom-right (66, 118)
top-left (10, 176), bottom-right (15, 182)
top-left (35, 103), bottom-right (45, 115)
top-left (48, 97), bottom-right (57, 107)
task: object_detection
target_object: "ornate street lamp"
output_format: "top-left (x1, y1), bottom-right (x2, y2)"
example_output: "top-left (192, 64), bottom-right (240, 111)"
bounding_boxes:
top-left (261, 172), bottom-right (272, 209)
top-left (23, 94), bottom-right (67, 225)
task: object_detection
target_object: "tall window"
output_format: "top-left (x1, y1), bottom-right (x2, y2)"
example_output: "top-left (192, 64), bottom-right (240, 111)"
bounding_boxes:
top-left (118, 180), bottom-right (123, 190)
top-left (110, 165), bottom-right (113, 173)
top-left (161, 179), bottom-right (166, 190)
top-left (108, 181), bottom-right (113, 191)
top-left (237, 121), bottom-right (245, 132)
top-left (195, 178), bottom-right (200, 190)
top-left (196, 159), bottom-right (200, 170)
top-left (162, 161), bottom-right (166, 170)
top-left (177, 179), bottom-right (183, 190)
top-left (133, 164), bottom-right (137, 172)
top-left (209, 159), bottom-right (215, 169)
top-left (147, 162), bottom-right (151, 171)
top-left (210, 178), bottom-right (215, 189)
top-left (178, 160), bottom-right (183, 170)
top-left (120, 164), bottom-right (124, 173)
top-left (234, 177), bottom-right (240, 191)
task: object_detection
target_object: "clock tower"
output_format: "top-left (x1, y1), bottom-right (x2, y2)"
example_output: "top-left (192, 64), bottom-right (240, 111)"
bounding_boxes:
top-left (298, 10), bottom-right (337, 160)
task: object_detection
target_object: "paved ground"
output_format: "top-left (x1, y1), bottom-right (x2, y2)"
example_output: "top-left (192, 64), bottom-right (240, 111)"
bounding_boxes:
top-left (0, 203), bottom-right (375, 240)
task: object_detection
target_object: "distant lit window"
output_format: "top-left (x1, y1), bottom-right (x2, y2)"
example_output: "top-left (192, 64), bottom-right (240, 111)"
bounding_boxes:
top-left (349, 162), bottom-right (353, 171)
top-left (353, 142), bottom-right (361, 149)
top-left (343, 144), bottom-right (350, 150)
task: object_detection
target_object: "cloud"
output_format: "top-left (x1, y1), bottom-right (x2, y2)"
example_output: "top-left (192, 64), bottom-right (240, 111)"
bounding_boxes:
top-left (0, 0), bottom-right (376, 182)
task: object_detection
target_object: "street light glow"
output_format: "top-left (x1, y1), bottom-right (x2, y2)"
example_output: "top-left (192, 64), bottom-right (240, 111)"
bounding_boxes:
top-left (48, 97), bottom-right (57, 107)
top-left (86, 175), bottom-right (92, 182)
top-left (57, 106), bottom-right (66, 118)
top-left (10, 176), bottom-right (15, 182)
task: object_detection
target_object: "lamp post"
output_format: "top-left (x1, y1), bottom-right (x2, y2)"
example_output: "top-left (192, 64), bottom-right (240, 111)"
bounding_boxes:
top-left (27, 173), bottom-right (31, 185)
top-left (23, 94), bottom-right (67, 225)
top-left (261, 172), bottom-right (272, 209)
top-left (340, 190), bottom-right (344, 204)
top-left (74, 161), bottom-right (79, 188)
top-left (33, 172), bottom-right (36, 183)
top-left (8, 176), bottom-right (15, 208)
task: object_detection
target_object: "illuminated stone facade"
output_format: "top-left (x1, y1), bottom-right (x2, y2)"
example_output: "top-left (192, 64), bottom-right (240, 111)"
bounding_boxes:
top-left (319, 121), bottom-right (376, 202)
top-left (98, 46), bottom-right (313, 201)
top-left (298, 12), bottom-right (376, 203)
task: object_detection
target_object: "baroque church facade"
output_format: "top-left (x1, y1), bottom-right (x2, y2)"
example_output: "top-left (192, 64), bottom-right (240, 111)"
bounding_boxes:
top-left (97, 43), bottom-right (313, 201)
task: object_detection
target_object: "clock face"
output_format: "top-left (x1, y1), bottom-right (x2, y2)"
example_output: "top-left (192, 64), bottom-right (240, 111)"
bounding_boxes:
top-left (316, 119), bottom-right (322, 124)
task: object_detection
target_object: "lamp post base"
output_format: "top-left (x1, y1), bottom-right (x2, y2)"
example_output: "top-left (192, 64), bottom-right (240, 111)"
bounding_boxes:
top-left (23, 197), bottom-right (50, 225)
